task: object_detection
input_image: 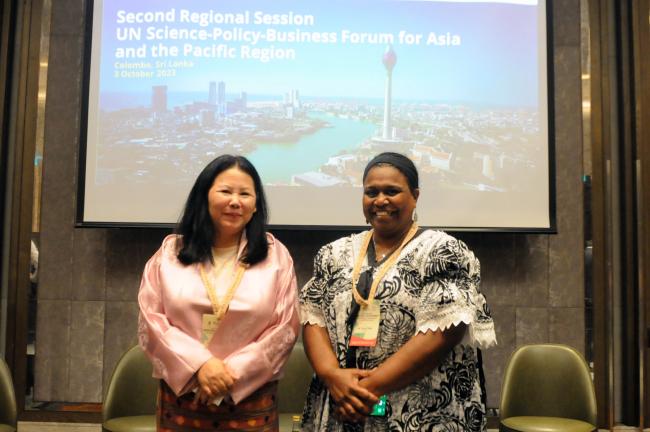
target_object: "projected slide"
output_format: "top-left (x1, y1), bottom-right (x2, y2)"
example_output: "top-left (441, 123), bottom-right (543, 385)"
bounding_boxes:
top-left (83, 0), bottom-right (550, 228)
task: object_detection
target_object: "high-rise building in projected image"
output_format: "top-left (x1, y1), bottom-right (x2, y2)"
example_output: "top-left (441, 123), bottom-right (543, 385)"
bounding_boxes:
top-left (218, 81), bottom-right (226, 116)
top-left (151, 85), bottom-right (168, 113)
top-left (208, 81), bottom-right (217, 105)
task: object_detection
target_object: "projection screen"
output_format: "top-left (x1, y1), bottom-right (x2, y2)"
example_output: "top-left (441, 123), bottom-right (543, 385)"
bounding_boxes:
top-left (81, 0), bottom-right (553, 229)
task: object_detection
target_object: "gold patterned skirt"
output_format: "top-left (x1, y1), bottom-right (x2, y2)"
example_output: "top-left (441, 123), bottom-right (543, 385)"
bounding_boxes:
top-left (157, 380), bottom-right (279, 431)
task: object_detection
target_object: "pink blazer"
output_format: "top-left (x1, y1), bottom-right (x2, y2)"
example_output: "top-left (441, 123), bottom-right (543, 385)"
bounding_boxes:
top-left (138, 233), bottom-right (299, 403)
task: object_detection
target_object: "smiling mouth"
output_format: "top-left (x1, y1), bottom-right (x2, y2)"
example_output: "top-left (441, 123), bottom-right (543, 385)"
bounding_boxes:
top-left (372, 210), bottom-right (396, 218)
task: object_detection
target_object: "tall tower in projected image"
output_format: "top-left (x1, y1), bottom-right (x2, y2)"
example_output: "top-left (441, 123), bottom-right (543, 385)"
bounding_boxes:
top-left (382, 45), bottom-right (397, 140)
top-left (151, 85), bottom-right (168, 113)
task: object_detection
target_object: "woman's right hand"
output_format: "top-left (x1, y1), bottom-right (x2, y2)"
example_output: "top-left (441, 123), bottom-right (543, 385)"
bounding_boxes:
top-left (321, 367), bottom-right (379, 423)
top-left (195, 357), bottom-right (237, 404)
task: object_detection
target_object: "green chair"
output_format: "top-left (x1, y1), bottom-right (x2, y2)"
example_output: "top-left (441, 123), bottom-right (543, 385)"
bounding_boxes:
top-left (499, 344), bottom-right (597, 432)
top-left (0, 358), bottom-right (17, 432)
top-left (103, 345), bottom-right (158, 432)
top-left (277, 343), bottom-right (313, 432)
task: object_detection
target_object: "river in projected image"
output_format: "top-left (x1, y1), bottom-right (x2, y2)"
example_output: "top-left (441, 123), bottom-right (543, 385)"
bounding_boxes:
top-left (246, 112), bottom-right (376, 184)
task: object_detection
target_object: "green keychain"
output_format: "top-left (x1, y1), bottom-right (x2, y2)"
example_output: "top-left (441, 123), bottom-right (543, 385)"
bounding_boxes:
top-left (370, 395), bottom-right (387, 416)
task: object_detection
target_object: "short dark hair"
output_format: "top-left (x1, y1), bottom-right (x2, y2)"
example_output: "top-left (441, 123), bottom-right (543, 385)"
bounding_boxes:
top-left (362, 152), bottom-right (419, 193)
top-left (175, 154), bottom-right (269, 266)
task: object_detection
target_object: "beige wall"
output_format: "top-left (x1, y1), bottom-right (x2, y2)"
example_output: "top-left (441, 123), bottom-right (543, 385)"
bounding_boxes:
top-left (34, 0), bottom-right (584, 409)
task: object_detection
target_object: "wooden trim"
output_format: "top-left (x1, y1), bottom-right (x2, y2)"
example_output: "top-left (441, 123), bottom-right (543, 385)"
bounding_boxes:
top-left (591, 0), bottom-right (650, 426)
top-left (0, 0), bottom-right (17, 360)
top-left (617, 0), bottom-right (641, 425)
top-left (631, 0), bottom-right (650, 426)
top-left (4, 0), bottom-right (42, 417)
top-left (0, 0), bottom-right (15, 152)
top-left (19, 410), bottom-right (102, 423)
top-left (589, 0), bottom-right (613, 428)
top-left (4, 0), bottom-right (28, 372)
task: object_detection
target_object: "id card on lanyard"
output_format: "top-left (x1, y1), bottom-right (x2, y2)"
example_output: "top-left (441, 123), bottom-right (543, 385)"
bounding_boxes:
top-left (199, 259), bottom-right (246, 346)
top-left (349, 300), bottom-right (381, 347)
top-left (201, 313), bottom-right (221, 345)
top-left (349, 224), bottom-right (418, 348)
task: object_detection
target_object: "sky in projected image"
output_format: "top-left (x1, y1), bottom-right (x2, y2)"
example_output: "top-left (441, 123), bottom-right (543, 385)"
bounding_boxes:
top-left (84, 0), bottom-right (550, 228)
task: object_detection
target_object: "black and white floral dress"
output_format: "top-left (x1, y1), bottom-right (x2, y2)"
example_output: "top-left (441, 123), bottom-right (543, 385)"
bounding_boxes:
top-left (299, 229), bottom-right (497, 432)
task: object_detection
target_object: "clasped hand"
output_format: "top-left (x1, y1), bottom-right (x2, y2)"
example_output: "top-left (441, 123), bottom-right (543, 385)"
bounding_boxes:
top-left (195, 357), bottom-right (238, 404)
top-left (322, 368), bottom-right (379, 423)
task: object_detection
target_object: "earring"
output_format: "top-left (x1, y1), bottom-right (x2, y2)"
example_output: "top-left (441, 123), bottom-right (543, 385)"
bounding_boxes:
top-left (412, 209), bottom-right (418, 222)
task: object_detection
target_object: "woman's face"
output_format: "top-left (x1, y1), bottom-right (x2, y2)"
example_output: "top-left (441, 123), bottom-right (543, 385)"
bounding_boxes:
top-left (363, 165), bottom-right (419, 238)
top-left (208, 167), bottom-right (257, 244)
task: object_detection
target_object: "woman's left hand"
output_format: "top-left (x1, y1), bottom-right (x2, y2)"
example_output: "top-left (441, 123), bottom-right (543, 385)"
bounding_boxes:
top-left (355, 324), bottom-right (468, 396)
top-left (195, 357), bottom-right (238, 404)
top-left (322, 367), bottom-right (377, 423)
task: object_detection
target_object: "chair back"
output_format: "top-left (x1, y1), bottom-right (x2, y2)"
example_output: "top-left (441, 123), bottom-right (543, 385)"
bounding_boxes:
top-left (103, 345), bottom-right (158, 422)
top-left (0, 358), bottom-right (17, 429)
top-left (500, 344), bottom-right (597, 425)
top-left (277, 343), bottom-right (313, 414)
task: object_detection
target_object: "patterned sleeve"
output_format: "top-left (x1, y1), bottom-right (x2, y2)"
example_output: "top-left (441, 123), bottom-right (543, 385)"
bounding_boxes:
top-left (414, 235), bottom-right (496, 348)
top-left (298, 244), bottom-right (332, 327)
top-left (224, 243), bottom-right (300, 403)
top-left (137, 238), bottom-right (214, 394)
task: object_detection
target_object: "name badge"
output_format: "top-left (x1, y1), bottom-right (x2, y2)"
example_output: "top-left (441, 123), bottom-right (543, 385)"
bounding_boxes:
top-left (201, 313), bottom-right (220, 345)
top-left (349, 300), bottom-right (381, 347)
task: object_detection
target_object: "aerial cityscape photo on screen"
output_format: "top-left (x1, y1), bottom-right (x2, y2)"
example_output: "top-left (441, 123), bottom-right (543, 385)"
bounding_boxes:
top-left (84, 0), bottom-right (550, 227)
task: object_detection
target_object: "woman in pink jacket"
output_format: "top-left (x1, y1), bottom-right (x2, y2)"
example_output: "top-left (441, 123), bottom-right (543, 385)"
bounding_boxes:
top-left (138, 154), bottom-right (300, 431)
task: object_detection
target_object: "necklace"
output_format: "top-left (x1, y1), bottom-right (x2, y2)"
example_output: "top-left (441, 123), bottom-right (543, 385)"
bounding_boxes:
top-left (372, 238), bottom-right (396, 262)
top-left (351, 223), bottom-right (419, 307)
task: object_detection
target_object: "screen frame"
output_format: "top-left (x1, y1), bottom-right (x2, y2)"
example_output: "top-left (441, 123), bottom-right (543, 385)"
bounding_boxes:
top-left (76, 0), bottom-right (557, 233)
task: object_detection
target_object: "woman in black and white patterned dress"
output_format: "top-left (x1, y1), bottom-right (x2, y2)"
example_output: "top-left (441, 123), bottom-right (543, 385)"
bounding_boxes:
top-left (300, 152), bottom-right (496, 432)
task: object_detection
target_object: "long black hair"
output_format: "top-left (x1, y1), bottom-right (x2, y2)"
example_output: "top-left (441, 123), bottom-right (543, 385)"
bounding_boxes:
top-left (175, 154), bottom-right (269, 266)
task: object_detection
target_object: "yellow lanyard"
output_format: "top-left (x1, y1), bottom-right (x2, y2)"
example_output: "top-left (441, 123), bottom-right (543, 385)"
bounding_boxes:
top-left (351, 223), bottom-right (419, 307)
top-left (199, 256), bottom-right (247, 322)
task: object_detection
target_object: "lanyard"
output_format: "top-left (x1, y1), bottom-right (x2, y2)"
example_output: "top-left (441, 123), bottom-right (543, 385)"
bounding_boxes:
top-left (351, 223), bottom-right (419, 307)
top-left (199, 253), bottom-right (247, 323)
